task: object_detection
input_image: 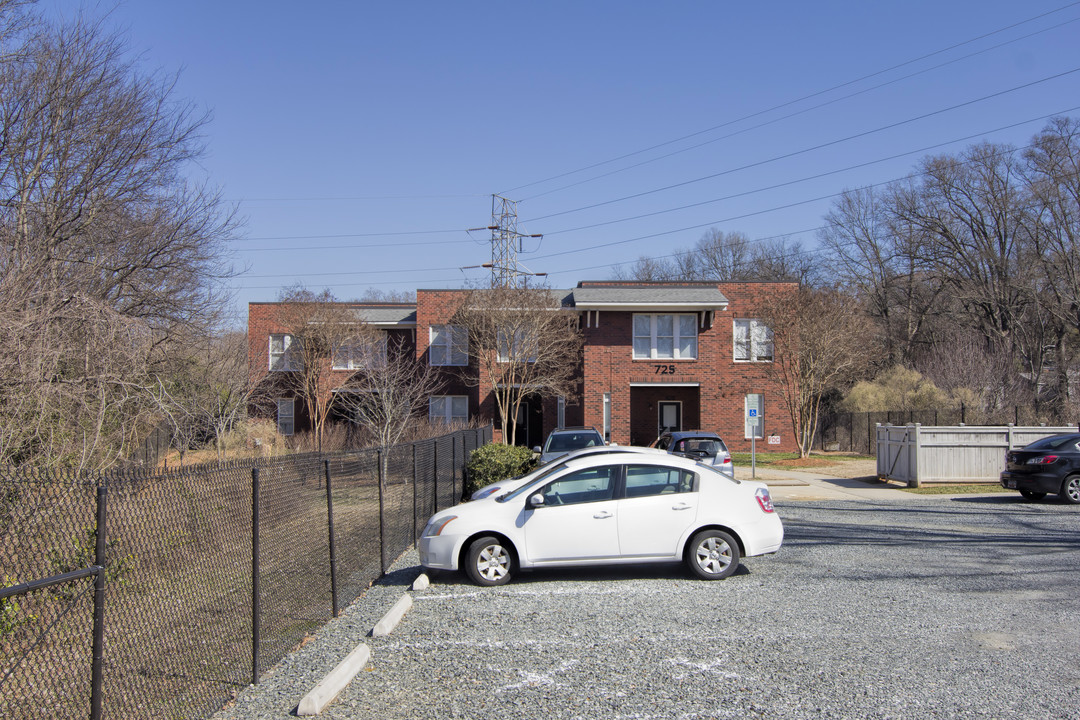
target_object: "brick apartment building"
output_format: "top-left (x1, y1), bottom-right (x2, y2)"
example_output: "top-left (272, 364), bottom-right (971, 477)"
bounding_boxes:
top-left (247, 280), bottom-right (796, 452)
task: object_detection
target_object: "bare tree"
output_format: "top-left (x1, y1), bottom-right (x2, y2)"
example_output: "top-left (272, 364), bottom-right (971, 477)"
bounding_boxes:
top-left (271, 288), bottom-right (371, 451)
top-left (0, 9), bottom-right (238, 468)
top-left (758, 287), bottom-right (876, 457)
top-left (334, 334), bottom-right (444, 452)
top-left (452, 284), bottom-right (583, 445)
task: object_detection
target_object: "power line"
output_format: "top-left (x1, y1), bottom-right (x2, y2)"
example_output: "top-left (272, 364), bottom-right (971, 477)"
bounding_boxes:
top-left (519, 15), bottom-right (1080, 203)
top-left (499, 0), bottom-right (1080, 197)
top-left (535, 107), bottom-right (1080, 239)
top-left (521, 67), bottom-right (1080, 224)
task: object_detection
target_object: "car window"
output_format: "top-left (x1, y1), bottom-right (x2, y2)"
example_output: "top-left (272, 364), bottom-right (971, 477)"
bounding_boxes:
top-left (674, 439), bottom-right (721, 457)
top-left (546, 432), bottom-right (601, 453)
top-left (623, 464), bottom-right (696, 498)
top-left (540, 466), bottom-right (617, 506)
top-left (1025, 435), bottom-right (1080, 451)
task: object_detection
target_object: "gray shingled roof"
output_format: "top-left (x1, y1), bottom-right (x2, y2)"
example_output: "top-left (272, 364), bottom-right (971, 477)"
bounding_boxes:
top-left (569, 285), bottom-right (728, 309)
top-left (350, 306), bottom-right (417, 325)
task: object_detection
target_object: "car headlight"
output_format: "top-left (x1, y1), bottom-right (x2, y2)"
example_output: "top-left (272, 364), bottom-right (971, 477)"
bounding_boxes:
top-left (422, 515), bottom-right (458, 537)
top-left (471, 486), bottom-right (501, 500)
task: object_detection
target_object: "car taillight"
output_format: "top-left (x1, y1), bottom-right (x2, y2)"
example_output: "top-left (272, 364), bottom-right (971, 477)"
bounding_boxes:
top-left (1026, 455), bottom-right (1058, 465)
top-left (755, 487), bottom-right (775, 513)
top-left (722, 457), bottom-right (731, 464)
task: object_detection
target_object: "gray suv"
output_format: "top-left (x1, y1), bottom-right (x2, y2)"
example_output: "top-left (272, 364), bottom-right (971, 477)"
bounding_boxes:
top-left (651, 430), bottom-right (734, 477)
top-left (534, 427), bottom-right (605, 465)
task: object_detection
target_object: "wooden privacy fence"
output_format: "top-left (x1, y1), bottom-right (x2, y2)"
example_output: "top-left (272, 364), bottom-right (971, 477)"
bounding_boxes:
top-left (876, 423), bottom-right (1079, 487)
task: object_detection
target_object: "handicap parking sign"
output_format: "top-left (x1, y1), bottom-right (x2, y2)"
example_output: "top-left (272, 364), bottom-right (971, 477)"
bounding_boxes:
top-left (748, 409), bottom-right (758, 417)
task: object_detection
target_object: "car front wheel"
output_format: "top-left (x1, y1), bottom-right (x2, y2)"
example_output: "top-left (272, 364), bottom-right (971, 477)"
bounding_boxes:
top-left (465, 536), bottom-right (514, 586)
top-left (686, 529), bottom-right (740, 580)
top-left (1060, 475), bottom-right (1080, 505)
top-left (1019, 489), bottom-right (1047, 500)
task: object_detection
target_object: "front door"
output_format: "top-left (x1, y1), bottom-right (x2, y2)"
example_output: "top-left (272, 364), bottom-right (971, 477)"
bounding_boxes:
top-left (658, 402), bottom-right (681, 436)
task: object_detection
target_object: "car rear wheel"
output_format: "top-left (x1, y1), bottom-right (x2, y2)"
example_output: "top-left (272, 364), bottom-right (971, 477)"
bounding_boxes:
top-left (464, 536), bottom-right (514, 586)
top-left (1019, 490), bottom-right (1047, 500)
top-left (686, 529), bottom-right (740, 580)
top-left (1060, 475), bottom-right (1080, 505)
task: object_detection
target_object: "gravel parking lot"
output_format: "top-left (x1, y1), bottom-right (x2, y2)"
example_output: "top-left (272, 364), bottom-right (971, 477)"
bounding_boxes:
top-left (218, 493), bottom-right (1079, 720)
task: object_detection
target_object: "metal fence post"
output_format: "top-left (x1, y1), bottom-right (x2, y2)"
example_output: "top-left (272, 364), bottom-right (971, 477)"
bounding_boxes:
top-left (324, 460), bottom-right (339, 618)
top-left (432, 439), bottom-right (438, 511)
top-left (377, 449), bottom-right (386, 574)
top-left (452, 435), bottom-right (457, 502)
top-left (90, 484), bottom-right (107, 720)
top-left (412, 443), bottom-right (418, 545)
top-left (251, 468), bottom-right (261, 685)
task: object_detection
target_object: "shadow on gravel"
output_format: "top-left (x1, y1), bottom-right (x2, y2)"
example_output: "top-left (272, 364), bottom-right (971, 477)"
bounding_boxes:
top-left (376, 564), bottom-right (423, 587)
top-left (425, 562), bottom-right (751, 587)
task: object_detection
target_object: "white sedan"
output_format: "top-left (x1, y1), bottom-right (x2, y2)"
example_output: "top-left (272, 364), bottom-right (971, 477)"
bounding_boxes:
top-left (421, 451), bottom-right (783, 585)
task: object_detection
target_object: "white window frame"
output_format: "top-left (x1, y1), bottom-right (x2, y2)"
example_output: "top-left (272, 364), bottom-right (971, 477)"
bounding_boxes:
top-left (429, 325), bottom-right (468, 366)
top-left (497, 328), bottom-right (538, 363)
top-left (632, 314), bottom-right (698, 360)
top-left (276, 398), bottom-right (295, 436)
top-left (332, 334), bottom-right (387, 371)
top-left (429, 395), bottom-right (468, 424)
top-left (602, 392), bottom-right (612, 443)
top-left (557, 396), bottom-right (566, 429)
top-left (269, 334), bottom-right (299, 371)
top-left (734, 319), bottom-right (774, 362)
top-left (745, 393), bottom-right (764, 439)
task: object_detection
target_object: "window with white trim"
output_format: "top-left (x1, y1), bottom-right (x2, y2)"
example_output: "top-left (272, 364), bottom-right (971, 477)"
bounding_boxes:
top-left (332, 335), bottom-right (387, 370)
top-left (602, 392), bottom-right (612, 443)
top-left (429, 325), bottom-right (468, 366)
top-left (429, 395), bottom-right (468, 424)
top-left (497, 328), bottom-right (537, 363)
top-left (632, 314), bottom-right (698, 359)
top-left (745, 393), bottom-right (763, 439)
top-left (276, 399), bottom-right (295, 436)
top-left (269, 334), bottom-right (300, 371)
top-left (734, 319), bottom-right (774, 362)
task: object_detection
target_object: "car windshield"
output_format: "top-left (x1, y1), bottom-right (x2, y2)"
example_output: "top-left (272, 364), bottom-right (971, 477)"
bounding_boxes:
top-left (544, 432), bottom-right (600, 453)
top-left (497, 462), bottom-right (573, 502)
top-left (1025, 435), bottom-right (1080, 451)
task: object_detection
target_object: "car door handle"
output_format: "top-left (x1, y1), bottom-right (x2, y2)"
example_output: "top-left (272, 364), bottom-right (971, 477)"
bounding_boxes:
top-left (672, 503), bottom-right (693, 511)
top-left (593, 510), bottom-right (614, 519)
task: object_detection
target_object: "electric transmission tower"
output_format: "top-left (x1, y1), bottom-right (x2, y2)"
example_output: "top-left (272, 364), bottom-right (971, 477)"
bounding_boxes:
top-left (484, 194), bottom-right (543, 287)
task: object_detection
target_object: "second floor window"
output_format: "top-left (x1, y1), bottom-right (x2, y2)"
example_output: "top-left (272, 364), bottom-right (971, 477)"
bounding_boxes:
top-left (734, 319), bottom-right (774, 362)
top-left (429, 325), bottom-right (468, 366)
top-left (429, 395), bottom-right (468, 424)
top-left (497, 328), bottom-right (537, 363)
top-left (332, 335), bottom-right (387, 370)
top-left (633, 314), bottom-right (698, 360)
top-left (269, 334), bottom-right (300, 371)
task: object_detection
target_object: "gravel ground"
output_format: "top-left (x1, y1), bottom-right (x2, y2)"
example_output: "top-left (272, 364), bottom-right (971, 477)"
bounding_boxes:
top-left (214, 494), bottom-right (1080, 720)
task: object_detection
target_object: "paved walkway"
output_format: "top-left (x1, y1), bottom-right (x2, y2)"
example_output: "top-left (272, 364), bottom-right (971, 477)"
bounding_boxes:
top-left (734, 465), bottom-right (1008, 502)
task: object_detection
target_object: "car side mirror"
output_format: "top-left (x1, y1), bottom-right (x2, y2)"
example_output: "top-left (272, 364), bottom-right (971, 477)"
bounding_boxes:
top-left (528, 493), bottom-right (545, 508)
top-left (532, 446), bottom-right (541, 454)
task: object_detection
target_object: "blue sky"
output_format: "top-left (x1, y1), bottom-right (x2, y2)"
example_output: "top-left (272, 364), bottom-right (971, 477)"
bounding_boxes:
top-left (41, 1), bottom-right (1080, 326)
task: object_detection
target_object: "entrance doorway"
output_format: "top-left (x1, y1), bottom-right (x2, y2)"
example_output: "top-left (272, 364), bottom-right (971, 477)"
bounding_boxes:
top-left (658, 401), bottom-right (682, 436)
top-left (509, 396), bottom-right (544, 449)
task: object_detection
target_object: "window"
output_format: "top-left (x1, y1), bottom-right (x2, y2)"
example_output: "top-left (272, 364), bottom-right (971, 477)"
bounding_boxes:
top-left (745, 393), bottom-right (764, 439)
top-left (269, 334), bottom-right (300, 371)
top-left (624, 465), bottom-right (696, 498)
top-left (429, 325), bottom-right (468, 366)
top-left (429, 395), bottom-right (468, 424)
top-left (557, 396), bottom-right (566, 429)
top-left (734, 319), bottom-right (774, 362)
top-left (633, 314), bottom-right (698, 359)
top-left (540, 466), bottom-right (617, 506)
top-left (497, 328), bottom-right (537, 363)
top-left (276, 399), bottom-right (294, 436)
top-left (332, 335), bottom-right (386, 370)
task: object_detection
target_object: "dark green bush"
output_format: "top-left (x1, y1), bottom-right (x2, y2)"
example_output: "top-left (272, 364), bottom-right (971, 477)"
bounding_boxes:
top-left (464, 443), bottom-right (537, 497)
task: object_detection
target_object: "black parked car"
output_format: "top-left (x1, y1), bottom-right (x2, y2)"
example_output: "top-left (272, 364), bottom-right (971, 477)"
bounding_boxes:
top-left (1000, 433), bottom-right (1080, 504)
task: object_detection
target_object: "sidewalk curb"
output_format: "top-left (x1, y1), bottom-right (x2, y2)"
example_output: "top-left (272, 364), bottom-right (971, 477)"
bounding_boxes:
top-left (295, 643), bottom-right (371, 716)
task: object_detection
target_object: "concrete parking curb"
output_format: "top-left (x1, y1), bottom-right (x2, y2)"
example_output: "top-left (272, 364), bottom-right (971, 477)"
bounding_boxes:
top-left (295, 642), bottom-right (371, 716)
top-left (371, 593), bottom-right (413, 637)
top-left (411, 573), bottom-right (430, 591)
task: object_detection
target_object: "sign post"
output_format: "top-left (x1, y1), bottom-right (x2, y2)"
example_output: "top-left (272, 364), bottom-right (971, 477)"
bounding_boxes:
top-left (748, 408), bottom-right (758, 479)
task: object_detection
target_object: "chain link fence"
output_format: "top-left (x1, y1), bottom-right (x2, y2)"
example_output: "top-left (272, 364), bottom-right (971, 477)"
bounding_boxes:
top-left (0, 426), bottom-right (491, 720)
